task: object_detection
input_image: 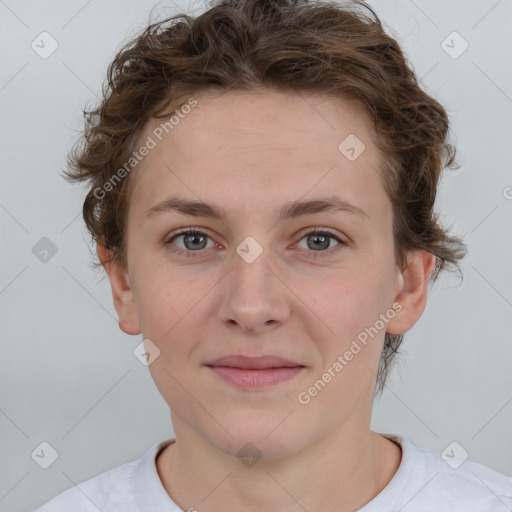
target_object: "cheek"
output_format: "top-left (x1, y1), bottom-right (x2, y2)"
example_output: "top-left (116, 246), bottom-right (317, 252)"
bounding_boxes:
top-left (305, 271), bottom-right (391, 362)
top-left (133, 268), bottom-right (212, 365)
top-left (139, 285), bottom-right (201, 405)
top-left (308, 270), bottom-right (383, 325)
top-left (308, 278), bottom-right (386, 405)
top-left (133, 261), bottom-right (200, 326)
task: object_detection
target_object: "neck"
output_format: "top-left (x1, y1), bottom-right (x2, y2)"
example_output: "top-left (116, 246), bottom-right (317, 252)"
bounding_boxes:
top-left (156, 425), bottom-right (402, 512)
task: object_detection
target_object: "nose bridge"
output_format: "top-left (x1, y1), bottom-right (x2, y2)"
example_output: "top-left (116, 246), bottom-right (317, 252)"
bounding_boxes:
top-left (233, 240), bottom-right (272, 295)
top-left (216, 236), bottom-right (290, 331)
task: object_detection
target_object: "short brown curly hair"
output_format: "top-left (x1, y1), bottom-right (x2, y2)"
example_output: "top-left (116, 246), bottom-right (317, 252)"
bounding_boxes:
top-left (63, 0), bottom-right (467, 394)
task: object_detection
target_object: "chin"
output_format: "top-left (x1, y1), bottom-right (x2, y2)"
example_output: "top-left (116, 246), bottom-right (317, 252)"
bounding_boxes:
top-left (207, 418), bottom-right (305, 461)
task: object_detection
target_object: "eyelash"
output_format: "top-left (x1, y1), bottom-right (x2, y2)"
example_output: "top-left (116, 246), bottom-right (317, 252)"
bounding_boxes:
top-left (164, 228), bottom-right (347, 259)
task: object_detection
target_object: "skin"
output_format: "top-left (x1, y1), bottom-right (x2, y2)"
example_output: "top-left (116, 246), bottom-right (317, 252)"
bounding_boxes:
top-left (99, 88), bottom-right (435, 512)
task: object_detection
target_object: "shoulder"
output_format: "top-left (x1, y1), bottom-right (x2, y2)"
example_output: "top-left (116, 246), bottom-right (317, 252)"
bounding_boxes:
top-left (33, 438), bottom-right (172, 512)
top-left (390, 435), bottom-right (512, 511)
top-left (33, 459), bottom-right (137, 512)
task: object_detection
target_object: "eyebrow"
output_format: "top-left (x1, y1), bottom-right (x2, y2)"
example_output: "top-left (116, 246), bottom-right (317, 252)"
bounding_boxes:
top-left (144, 194), bottom-right (369, 222)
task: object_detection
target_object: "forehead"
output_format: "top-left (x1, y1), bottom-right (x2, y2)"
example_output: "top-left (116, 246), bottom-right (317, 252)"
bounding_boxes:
top-left (128, 89), bottom-right (387, 224)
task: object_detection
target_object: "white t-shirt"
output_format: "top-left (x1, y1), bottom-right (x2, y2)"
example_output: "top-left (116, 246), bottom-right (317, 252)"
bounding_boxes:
top-left (34, 434), bottom-right (512, 511)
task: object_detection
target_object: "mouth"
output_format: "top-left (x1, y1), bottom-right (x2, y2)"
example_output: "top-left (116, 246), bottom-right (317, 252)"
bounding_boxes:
top-left (205, 355), bottom-right (306, 389)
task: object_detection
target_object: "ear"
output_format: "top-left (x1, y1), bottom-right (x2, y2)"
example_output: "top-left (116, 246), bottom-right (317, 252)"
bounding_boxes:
top-left (98, 243), bottom-right (141, 336)
top-left (386, 250), bottom-right (436, 335)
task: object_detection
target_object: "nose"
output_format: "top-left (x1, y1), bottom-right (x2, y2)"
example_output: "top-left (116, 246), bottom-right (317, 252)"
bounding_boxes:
top-left (216, 242), bottom-right (291, 333)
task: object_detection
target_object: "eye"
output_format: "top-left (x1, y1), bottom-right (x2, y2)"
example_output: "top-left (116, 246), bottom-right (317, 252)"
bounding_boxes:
top-left (164, 227), bottom-right (347, 259)
top-left (295, 228), bottom-right (346, 257)
top-left (164, 228), bottom-right (216, 258)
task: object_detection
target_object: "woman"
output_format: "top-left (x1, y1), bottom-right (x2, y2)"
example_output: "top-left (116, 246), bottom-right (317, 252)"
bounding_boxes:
top-left (35, 0), bottom-right (512, 510)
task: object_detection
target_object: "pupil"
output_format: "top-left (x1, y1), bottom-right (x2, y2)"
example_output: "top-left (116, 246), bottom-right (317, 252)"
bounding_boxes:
top-left (185, 234), bottom-right (206, 250)
top-left (309, 234), bottom-right (329, 250)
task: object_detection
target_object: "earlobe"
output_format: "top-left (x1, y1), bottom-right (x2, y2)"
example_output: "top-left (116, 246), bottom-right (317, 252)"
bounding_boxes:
top-left (385, 250), bottom-right (436, 336)
top-left (97, 244), bottom-right (141, 336)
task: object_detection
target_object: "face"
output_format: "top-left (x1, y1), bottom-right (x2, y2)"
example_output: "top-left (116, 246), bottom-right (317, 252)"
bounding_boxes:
top-left (103, 89), bottom-right (433, 459)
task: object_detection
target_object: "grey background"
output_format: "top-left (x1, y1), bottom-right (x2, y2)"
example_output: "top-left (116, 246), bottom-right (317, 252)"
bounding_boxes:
top-left (1, 0), bottom-right (511, 510)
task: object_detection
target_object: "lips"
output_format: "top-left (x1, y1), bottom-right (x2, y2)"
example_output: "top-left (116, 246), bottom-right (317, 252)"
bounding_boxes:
top-left (205, 355), bottom-right (306, 389)
top-left (206, 354), bottom-right (304, 370)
